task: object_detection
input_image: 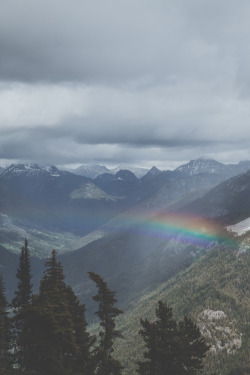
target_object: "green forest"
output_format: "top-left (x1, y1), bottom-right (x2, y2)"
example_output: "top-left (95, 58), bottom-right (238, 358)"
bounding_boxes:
top-left (0, 240), bottom-right (249, 375)
top-left (0, 240), bottom-right (209, 375)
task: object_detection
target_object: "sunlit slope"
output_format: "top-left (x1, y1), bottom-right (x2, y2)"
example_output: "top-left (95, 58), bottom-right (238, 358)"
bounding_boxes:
top-left (113, 247), bottom-right (250, 375)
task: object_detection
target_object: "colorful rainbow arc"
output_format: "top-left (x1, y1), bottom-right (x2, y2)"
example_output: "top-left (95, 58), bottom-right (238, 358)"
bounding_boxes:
top-left (106, 211), bottom-right (229, 247)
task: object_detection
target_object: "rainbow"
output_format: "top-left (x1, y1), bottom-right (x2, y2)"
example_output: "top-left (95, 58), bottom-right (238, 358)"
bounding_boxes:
top-left (4, 206), bottom-right (230, 249)
top-left (105, 210), bottom-right (229, 247)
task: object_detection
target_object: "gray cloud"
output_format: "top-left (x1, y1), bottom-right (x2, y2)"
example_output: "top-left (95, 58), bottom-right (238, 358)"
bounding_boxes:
top-left (1, 0), bottom-right (248, 85)
top-left (1, 0), bottom-right (250, 167)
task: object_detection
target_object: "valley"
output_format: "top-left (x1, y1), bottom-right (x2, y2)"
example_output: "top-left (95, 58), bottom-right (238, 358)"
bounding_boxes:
top-left (0, 158), bottom-right (250, 374)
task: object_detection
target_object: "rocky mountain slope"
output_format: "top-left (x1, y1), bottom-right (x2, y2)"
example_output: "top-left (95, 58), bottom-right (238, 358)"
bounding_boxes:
top-left (113, 246), bottom-right (250, 375)
top-left (183, 170), bottom-right (250, 223)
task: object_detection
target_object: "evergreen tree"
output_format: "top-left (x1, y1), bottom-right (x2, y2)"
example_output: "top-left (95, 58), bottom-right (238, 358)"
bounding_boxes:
top-left (12, 239), bottom-right (33, 308)
top-left (12, 239), bottom-right (33, 372)
top-left (137, 301), bottom-right (179, 375)
top-left (0, 276), bottom-right (12, 374)
top-left (177, 316), bottom-right (209, 375)
top-left (88, 272), bottom-right (123, 375)
top-left (65, 285), bottom-right (95, 375)
top-left (137, 300), bottom-right (209, 375)
top-left (27, 250), bottom-right (78, 375)
top-left (137, 319), bottom-right (158, 375)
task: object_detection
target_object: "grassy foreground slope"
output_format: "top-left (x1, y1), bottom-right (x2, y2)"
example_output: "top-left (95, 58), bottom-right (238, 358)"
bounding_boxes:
top-left (113, 247), bottom-right (250, 375)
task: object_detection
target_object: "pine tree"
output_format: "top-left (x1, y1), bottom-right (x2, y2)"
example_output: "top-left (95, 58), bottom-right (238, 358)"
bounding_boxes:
top-left (137, 319), bottom-right (158, 375)
top-left (88, 272), bottom-right (123, 375)
top-left (0, 276), bottom-right (12, 374)
top-left (137, 301), bottom-right (179, 375)
top-left (155, 301), bottom-right (179, 374)
top-left (137, 300), bottom-right (210, 375)
top-left (12, 239), bottom-right (33, 308)
top-left (12, 239), bottom-right (33, 372)
top-left (177, 316), bottom-right (209, 375)
top-left (28, 250), bottom-right (78, 375)
top-left (65, 285), bottom-right (95, 375)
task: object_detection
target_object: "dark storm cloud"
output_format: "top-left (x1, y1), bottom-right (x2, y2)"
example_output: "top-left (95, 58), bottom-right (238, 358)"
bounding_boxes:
top-left (0, 115), bottom-right (244, 167)
top-left (2, 0), bottom-right (248, 85)
top-left (0, 130), bottom-right (221, 167)
top-left (1, 0), bottom-right (169, 83)
top-left (1, 0), bottom-right (250, 167)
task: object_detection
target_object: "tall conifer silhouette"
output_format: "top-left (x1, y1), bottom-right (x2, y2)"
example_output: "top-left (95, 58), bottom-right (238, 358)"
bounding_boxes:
top-left (12, 239), bottom-right (33, 372)
top-left (0, 276), bottom-right (12, 374)
top-left (89, 272), bottom-right (123, 375)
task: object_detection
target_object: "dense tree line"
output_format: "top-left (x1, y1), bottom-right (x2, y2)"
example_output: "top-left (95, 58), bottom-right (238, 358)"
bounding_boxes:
top-left (0, 240), bottom-right (211, 374)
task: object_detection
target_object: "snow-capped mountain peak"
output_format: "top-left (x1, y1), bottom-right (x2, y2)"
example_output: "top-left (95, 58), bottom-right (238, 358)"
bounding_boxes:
top-left (0, 163), bottom-right (42, 178)
top-left (0, 163), bottom-right (65, 179)
top-left (175, 159), bottom-right (226, 176)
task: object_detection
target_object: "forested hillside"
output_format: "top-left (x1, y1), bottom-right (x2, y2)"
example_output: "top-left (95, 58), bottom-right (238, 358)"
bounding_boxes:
top-left (113, 245), bottom-right (250, 375)
top-left (1, 241), bottom-right (214, 375)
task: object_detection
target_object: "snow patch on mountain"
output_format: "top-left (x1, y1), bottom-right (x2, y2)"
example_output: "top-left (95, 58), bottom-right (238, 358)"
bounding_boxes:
top-left (227, 217), bottom-right (250, 235)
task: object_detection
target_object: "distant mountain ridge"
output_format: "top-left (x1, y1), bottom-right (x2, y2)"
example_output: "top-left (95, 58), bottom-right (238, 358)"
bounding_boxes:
top-left (2, 158), bottom-right (250, 180)
top-left (65, 164), bottom-right (150, 179)
top-left (67, 164), bottom-right (112, 179)
top-left (0, 163), bottom-right (68, 180)
top-left (175, 158), bottom-right (250, 177)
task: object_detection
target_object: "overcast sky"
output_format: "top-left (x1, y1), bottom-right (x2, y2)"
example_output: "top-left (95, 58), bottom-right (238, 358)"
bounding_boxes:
top-left (1, 0), bottom-right (250, 169)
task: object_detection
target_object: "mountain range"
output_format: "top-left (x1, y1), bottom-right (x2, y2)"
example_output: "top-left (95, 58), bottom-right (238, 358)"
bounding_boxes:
top-left (1, 158), bottom-right (250, 257)
top-left (1, 158), bottom-right (250, 374)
